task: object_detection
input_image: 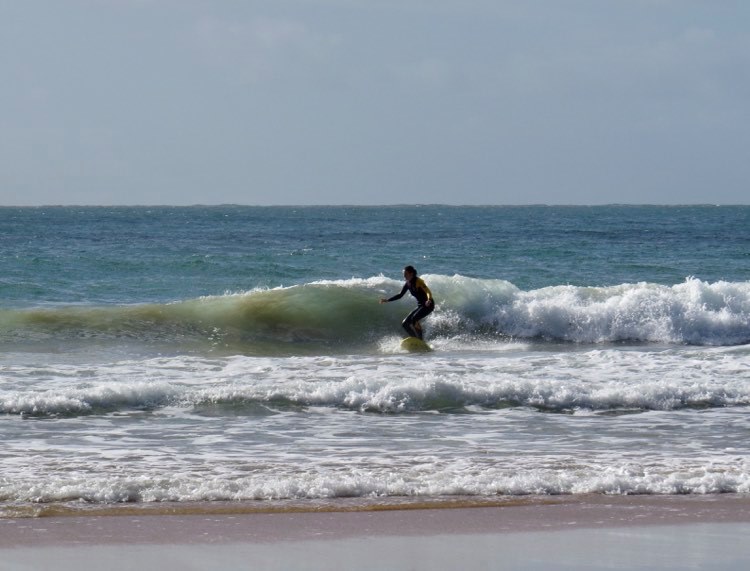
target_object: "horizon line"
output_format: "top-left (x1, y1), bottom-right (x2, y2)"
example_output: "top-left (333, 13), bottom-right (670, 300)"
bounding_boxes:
top-left (0, 202), bottom-right (744, 209)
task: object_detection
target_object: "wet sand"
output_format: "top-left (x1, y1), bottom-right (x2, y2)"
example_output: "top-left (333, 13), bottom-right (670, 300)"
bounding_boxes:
top-left (2, 495), bottom-right (750, 570)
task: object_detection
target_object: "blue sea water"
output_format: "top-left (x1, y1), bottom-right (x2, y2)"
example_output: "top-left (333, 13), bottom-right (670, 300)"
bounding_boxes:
top-left (1, 205), bottom-right (749, 513)
top-left (2, 205), bottom-right (748, 306)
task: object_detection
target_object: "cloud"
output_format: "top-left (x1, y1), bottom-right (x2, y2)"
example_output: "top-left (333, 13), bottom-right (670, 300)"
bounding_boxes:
top-left (1, 0), bottom-right (747, 205)
top-left (191, 16), bottom-right (338, 83)
top-left (388, 58), bottom-right (457, 89)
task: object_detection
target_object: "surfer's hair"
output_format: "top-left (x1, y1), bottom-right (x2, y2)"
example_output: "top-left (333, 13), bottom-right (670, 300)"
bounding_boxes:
top-left (404, 265), bottom-right (417, 276)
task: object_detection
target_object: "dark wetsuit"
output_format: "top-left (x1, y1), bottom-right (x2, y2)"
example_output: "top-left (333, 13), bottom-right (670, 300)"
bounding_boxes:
top-left (386, 277), bottom-right (435, 339)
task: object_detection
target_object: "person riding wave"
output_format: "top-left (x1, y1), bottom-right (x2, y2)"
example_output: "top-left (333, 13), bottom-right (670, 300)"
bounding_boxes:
top-left (380, 265), bottom-right (434, 340)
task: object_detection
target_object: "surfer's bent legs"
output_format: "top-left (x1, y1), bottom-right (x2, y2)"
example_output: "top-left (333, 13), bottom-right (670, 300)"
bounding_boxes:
top-left (402, 305), bottom-right (434, 339)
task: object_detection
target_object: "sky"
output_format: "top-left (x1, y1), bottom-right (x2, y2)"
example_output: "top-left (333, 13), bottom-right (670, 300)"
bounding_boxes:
top-left (1, 0), bottom-right (748, 206)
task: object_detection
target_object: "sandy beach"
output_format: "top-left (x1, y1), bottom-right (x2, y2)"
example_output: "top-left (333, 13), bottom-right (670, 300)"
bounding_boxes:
top-left (2, 495), bottom-right (750, 570)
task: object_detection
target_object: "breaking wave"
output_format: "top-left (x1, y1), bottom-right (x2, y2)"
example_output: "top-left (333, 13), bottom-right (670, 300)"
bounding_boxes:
top-left (1, 275), bottom-right (748, 354)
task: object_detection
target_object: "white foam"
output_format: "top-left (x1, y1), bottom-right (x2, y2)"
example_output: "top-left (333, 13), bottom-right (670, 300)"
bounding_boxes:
top-left (3, 455), bottom-right (749, 504)
top-left (2, 346), bottom-right (749, 416)
top-left (426, 275), bottom-right (750, 345)
top-left (3, 346), bottom-right (749, 506)
top-left (246, 275), bottom-right (750, 346)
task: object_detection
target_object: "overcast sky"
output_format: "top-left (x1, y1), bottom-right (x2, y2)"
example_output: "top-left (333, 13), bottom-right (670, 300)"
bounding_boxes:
top-left (1, 1), bottom-right (748, 206)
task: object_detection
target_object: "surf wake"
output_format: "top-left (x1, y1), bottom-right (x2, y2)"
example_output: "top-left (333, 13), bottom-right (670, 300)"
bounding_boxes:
top-left (1, 275), bottom-right (749, 353)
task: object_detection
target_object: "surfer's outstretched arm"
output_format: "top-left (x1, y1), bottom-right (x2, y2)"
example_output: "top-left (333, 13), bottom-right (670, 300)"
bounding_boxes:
top-left (380, 283), bottom-right (409, 303)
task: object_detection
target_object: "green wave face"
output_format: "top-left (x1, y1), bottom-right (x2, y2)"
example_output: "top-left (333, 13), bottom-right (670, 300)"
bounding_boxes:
top-left (1, 275), bottom-right (749, 356)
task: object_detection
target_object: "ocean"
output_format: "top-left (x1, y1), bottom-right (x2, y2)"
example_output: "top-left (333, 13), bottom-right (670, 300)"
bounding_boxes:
top-left (1, 205), bottom-right (749, 516)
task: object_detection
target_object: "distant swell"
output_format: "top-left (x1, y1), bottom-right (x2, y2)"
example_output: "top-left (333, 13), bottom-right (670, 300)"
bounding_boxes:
top-left (1, 276), bottom-right (749, 353)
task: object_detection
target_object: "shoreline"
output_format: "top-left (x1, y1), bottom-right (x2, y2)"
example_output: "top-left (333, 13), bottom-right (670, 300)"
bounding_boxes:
top-left (3, 495), bottom-right (750, 570)
top-left (2, 494), bottom-right (750, 547)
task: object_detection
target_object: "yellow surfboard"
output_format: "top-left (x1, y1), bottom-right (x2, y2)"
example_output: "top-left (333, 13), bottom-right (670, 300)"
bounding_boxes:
top-left (400, 337), bottom-right (432, 352)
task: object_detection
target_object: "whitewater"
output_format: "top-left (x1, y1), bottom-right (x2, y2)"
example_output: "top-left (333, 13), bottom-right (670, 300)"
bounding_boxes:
top-left (1, 205), bottom-right (749, 515)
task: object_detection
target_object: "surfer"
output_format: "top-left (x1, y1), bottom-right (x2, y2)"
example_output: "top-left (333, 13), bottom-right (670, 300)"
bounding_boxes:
top-left (380, 265), bottom-right (434, 339)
